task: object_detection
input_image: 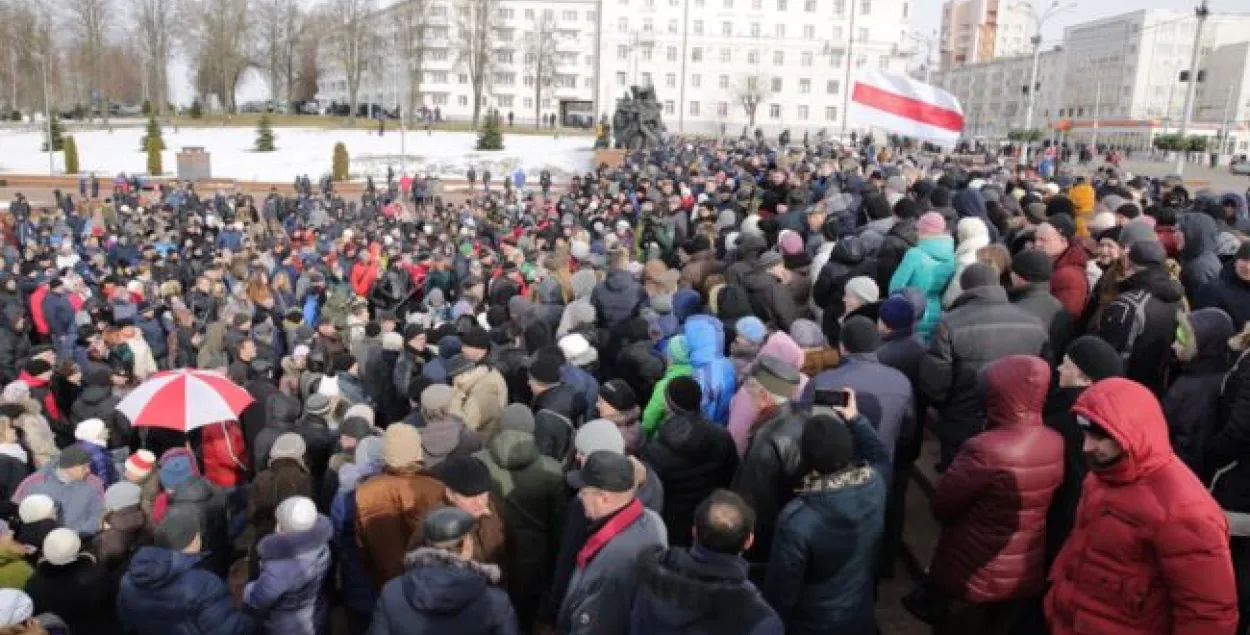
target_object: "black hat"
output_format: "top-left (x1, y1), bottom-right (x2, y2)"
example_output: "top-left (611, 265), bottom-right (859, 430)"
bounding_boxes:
top-left (339, 417), bottom-right (374, 441)
top-left (893, 198), bottom-right (919, 219)
top-left (461, 326), bottom-right (491, 351)
top-left (402, 323), bottom-right (425, 342)
top-left (599, 379), bottom-right (637, 412)
top-left (154, 508), bottom-right (201, 551)
top-left (437, 456), bottom-right (493, 496)
top-left (47, 278), bottom-right (64, 290)
top-left (801, 414), bottom-right (854, 474)
top-left (444, 354), bottom-right (476, 378)
top-left (1237, 241), bottom-right (1250, 261)
top-left (57, 444), bottom-right (92, 469)
top-left (959, 263), bottom-right (1000, 291)
top-left (23, 359), bottom-right (52, 377)
top-left (567, 451), bottom-right (635, 493)
top-left (422, 506), bottom-right (476, 545)
top-left (528, 352), bottom-right (562, 384)
top-left (1128, 240), bottom-right (1167, 267)
top-left (1065, 335), bottom-right (1124, 382)
top-left (1045, 196), bottom-right (1075, 219)
top-left (1046, 213), bottom-right (1077, 241)
top-left (838, 315), bottom-right (879, 354)
top-left (665, 376), bottom-right (702, 413)
top-left (1012, 249), bottom-right (1053, 283)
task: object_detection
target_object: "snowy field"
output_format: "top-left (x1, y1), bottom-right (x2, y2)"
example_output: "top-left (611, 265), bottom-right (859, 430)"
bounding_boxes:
top-left (0, 126), bottom-right (594, 182)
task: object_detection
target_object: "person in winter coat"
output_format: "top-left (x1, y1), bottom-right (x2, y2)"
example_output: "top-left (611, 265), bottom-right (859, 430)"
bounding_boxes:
top-left (0, 417), bottom-right (29, 504)
top-left (92, 481), bottom-right (153, 574)
top-left (684, 316), bottom-right (737, 426)
top-left (448, 354), bottom-right (508, 441)
top-left (72, 418), bottom-right (116, 486)
top-left (875, 294), bottom-right (926, 384)
top-left (415, 384), bottom-right (481, 469)
top-left (245, 496), bottom-right (332, 635)
top-left (0, 534), bottom-right (33, 589)
top-left (1046, 378), bottom-right (1238, 635)
top-left (888, 212), bottom-right (955, 343)
top-left (70, 366), bottom-right (128, 445)
top-left (247, 434), bottom-right (314, 568)
top-left (1164, 308), bottom-right (1234, 475)
top-left (928, 356), bottom-right (1064, 634)
top-left (873, 200), bottom-right (919, 291)
top-left (556, 270), bottom-right (599, 339)
top-left (920, 264), bottom-right (1049, 468)
top-left (1009, 250), bottom-right (1072, 355)
top-left (642, 336), bottom-right (693, 437)
top-left (629, 489), bottom-right (782, 635)
top-left (0, 307), bottom-right (30, 387)
top-left (726, 332), bottom-right (808, 456)
top-left (163, 469), bottom-right (232, 578)
top-left (1096, 240), bottom-right (1184, 397)
top-left (736, 251), bottom-right (800, 331)
top-left (810, 236), bottom-right (875, 323)
top-left (678, 235), bottom-right (725, 293)
top-left (474, 405), bottom-right (565, 629)
top-left (1205, 243), bottom-right (1250, 331)
top-left (1177, 211), bottom-right (1223, 307)
top-left (117, 509), bottom-right (256, 635)
top-left (941, 217), bottom-right (991, 309)
top-left (292, 393), bottom-right (336, 493)
top-left (355, 423), bottom-right (445, 589)
top-left (764, 398), bottom-right (890, 635)
top-left (640, 377), bottom-right (739, 547)
top-left (558, 451), bottom-right (668, 635)
top-left (368, 506), bottom-right (519, 635)
top-left (591, 251), bottom-right (647, 332)
top-left (1034, 215), bottom-right (1090, 320)
top-left (1209, 320), bottom-right (1250, 629)
top-left (24, 528), bottom-right (116, 634)
top-left (12, 446), bottom-right (104, 536)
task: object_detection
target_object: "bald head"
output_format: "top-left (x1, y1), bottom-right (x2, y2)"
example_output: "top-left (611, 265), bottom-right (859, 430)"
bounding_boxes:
top-left (693, 489), bottom-right (756, 554)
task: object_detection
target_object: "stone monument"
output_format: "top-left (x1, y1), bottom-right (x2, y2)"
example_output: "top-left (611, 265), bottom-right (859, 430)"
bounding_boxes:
top-left (612, 85), bottom-right (667, 150)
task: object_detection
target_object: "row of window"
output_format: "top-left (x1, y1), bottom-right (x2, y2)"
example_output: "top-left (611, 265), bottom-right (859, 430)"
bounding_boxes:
top-left (615, 71), bottom-right (842, 95)
top-left (653, 100), bottom-right (840, 121)
top-left (495, 8), bottom-right (593, 21)
top-left (333, 72), bottom-right (593, 90)
top-left (618, 17), bottom-right (866, 41)
top-left (621, 0), bottom-right (875, 16)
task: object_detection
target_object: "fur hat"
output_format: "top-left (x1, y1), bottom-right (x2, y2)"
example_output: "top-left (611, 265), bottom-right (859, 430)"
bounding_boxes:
top-left (41, 528), bottom-right (81, 567)
top-left (18, 494), bottom-right (56, 524)
top-left (275, 496), bottom-right (318, 533)
top-left (74, 418), bottom-right (109, 446)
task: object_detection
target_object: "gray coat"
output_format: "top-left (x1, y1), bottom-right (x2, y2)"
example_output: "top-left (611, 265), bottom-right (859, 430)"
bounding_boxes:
top-left (558, 505), bottom-right (667, 635)
top-left (12, 464), bottom-right (105, 535)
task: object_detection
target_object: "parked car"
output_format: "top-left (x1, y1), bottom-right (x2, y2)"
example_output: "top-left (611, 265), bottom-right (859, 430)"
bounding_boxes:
top-left (1232, 155), bottom-right (1250, 176)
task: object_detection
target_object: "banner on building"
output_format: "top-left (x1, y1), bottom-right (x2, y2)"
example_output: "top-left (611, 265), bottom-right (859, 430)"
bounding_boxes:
top-left (849, 70), bottom-right (964, 147)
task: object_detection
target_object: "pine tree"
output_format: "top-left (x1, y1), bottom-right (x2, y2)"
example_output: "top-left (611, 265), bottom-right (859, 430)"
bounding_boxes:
top-left (140, 114), bottom-right (165, 151)
top-left (146, 137), bottom-right (162, 176)
top-left (332, 142), bottom-right (349, 181)
top-left (255, 115), bottom-right (276, 152)
top-left (43, 117), bottom-right (64, 151)
top-left (63, 135), bottom-right (79, 174)
top-left (476, 111), bottom-right (504, 150)
top-left (141, 100), bottom-right (152, 116)
top-left (189, 100), bottom-right (203, 119)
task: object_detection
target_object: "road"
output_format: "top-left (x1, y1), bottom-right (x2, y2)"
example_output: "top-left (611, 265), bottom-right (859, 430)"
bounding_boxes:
top-left (1082, 157), bottom-right (1250, 192)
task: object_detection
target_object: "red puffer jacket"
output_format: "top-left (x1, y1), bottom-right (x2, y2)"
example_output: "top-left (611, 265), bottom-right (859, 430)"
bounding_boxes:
top-left (1050, 242), bottom-right (1090, 320)
top-left (929, 355), bottom-right (1064, 602)
top-left (1046, 378), bottom-right (1238, 635)
top-left (201, 420), bottom-right (247, 488)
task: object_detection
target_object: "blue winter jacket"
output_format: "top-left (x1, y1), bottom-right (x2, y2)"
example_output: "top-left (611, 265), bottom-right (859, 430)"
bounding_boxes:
top-left (561, 364), bottom-right (600, 420)
top-left (592, 270), bottom-right (648, 331)
top-left (331, 461), bottom-right (382, 616)
top-left (76, 440), bottom-right (117, 487)
top-left (369, 547), bottom-right (519, 635)
top-left (117, 547), bottom-right (256, 635)
top-left (244, 515), bottom-right (333, 635)
top-left (683, 316), bottom-right (736, 425)
top-left (42, 291), bottom-right (75, 337)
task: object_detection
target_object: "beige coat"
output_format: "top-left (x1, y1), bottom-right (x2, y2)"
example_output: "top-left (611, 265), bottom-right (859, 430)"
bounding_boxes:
top-left (449, 366), bottom-right (508, 441)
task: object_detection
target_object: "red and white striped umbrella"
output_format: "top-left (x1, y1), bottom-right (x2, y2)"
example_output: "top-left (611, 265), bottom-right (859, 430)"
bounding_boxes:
top-left (117, 369), bottom-right (254, 432)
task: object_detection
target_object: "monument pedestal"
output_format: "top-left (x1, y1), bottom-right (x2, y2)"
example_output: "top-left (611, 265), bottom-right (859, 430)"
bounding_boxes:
top-left (594, 148), bottom-right (626, 168)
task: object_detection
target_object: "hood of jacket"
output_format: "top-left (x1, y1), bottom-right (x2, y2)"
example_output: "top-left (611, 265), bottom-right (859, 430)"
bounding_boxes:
top-left (665, 335), bottom-right (691, 366)
top-left (256, 515), bottom-right (332, 560)
top-left (985, 355), bottom-right (1050, 430)
top-left (76, 383), bottom-right (115, 408)
top-left (952, 187), bottom-right (989, 223)
top-left (1118, 265), bottom-right (1184, 304)
top-left (672, 289), bottom-right (702, 324)
top-left (485, 429), bottom-right (540, 470)
top-left (125, 546), bottom-right (204, 590)
top-left (266, 392), bottom-right (302, 428)
top-left (950, 283), bottom-right (1009, 309)
top-left (635, 545), bottom-right (756, 627)
top-left (170, 476), bottom-right (214, 506)
top-left (1179, 212), bottom-right (1220, 261)
top-left (716, 285), bottom-right (752, 321)
top-left (655, 413), bottom-right (721, 460)
top-left (570, 270), bottom-right (597, 300)
top-left (757, 332), bottom-right (805, 372)
top-left (917, 234), bottom-right (956, 263)
top-left (1071, 378), bottom-right (1173, 485)
top-left (1183, 307), bottom-right (1234, 373)
top-left (603, 269), bottom-right (639, 293)
top-left (684, 315), bottom-right (726, 367)
top-left (400, 547), bottom-right (500, 613)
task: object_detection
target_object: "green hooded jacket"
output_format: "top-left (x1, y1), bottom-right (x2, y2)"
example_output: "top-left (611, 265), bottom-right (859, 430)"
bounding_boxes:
top-left (642, 335), bottom-right (694, 436)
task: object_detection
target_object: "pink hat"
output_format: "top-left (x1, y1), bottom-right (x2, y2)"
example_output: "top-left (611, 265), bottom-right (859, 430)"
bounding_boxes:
top-left (777, 230), bottom-right (804, 256)
top-left (916, 212), bottom-right (947, 236)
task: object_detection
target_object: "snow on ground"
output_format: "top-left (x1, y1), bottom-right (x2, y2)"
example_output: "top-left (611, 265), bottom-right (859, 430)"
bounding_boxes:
top-left (0, 126), bottom-right (594, 182)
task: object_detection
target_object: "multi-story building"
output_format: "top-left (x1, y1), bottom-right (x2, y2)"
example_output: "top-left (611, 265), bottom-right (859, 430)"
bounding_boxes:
top-left (938, 0), bottom-right (1033, 71)
top-left (1194, 41), bottom-right (1250, 153)
top-left (932, 46), bottom-right (1063, 140)
top-left (316, 0), bottom-right (917, 136)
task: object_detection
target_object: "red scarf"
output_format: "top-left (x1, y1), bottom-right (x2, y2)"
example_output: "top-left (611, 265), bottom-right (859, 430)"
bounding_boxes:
top-left (576, 499), bottom-right (644, 568)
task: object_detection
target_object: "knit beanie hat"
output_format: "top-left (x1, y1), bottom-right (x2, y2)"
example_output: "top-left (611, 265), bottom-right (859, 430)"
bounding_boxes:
top-left (437, 456), bottom-right (492, 496)
top-left (574, 419), bottom-right (625, 456)
top-left (916, 212), bottom-right (946, 235)
top-left (752, 355), bottom-right (801, 399)
top-left (839, 316), bottom-right (880, 354)
top-left (1064, 336), bottom-right (1124, 382)
top-left (421, 384), bottom-right (455, 412)
top-left (275, 496), bottom-right (318, 533)
top-left (17, 494), bottom-right (55, 524)
top-left (844, 276), bottom-right (880, 304)
top-left (665, 376), bottom-right (703, 414)
top-left (355, 436), bottom-right (384, 468)
top-left (1088, 211), bottom-right (1117, 235)
top-left (789, 319), bottom-right (826, 348)
top-left (500, 403), bottom-right (536, 434)
top-left (382, 423), bottom-right (423, 469)
top-left (124, 450), bottom-right (155, 481)
top-left (158, 454), bottom-right (195, 490)
top-left (1128, 240), bottom-right (1167, 267)
top-left (41, 528), bottom-right (80, 567)
top-left (1047, 213), bottom-right (1077, 241)
top-left (154, 508), bottom-right (200, 550)
top-left (735, 317), bottom-right (768, 345)
top-left (104, 482), bottom-right (142, 512)
top-left (1012, 249), bottom-right (1053, 283)
top-left (801, 414), bottom-right (854, 474)
top-left (878, 295), bottom-right (916, 331)
top-left (599, 379), bottom-right (638, 412)
top-left (777, 230), bottom-right (804, 256)
top-left (74, 418), bottom-right (109, 446)
top-left (305, 393), bottom-right (332, 417)
top-left (269, 433), bottom-right (307, 465)
top-left (0, 590), bottom-right (34, 627)
top-left (1118, 219), bottom-right (1158, 249)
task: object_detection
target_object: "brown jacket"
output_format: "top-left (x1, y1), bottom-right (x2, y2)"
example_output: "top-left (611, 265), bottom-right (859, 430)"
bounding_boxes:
top-left (406, 495), bottom-right (508, 575)
top-left (355, 467), bottom-right (445, 588)
top-left (450, 366), bottom-right (508, 441)
top-left (680, 249), bottom-right (725, 293)
top-left (800, 346), bottom-right (841, 376)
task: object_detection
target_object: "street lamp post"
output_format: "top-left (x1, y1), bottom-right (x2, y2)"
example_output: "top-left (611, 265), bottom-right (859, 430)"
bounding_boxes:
top-left (1175, 0), bottom-right (1211, 175)
top-left (1023, 1), bottom-right (1074, 136)
top-left (33, 52), bottom-right (53, 176)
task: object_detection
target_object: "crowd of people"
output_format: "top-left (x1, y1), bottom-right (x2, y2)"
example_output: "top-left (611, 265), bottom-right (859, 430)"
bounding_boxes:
top-left (0, 133), bottom-right (1246, 635)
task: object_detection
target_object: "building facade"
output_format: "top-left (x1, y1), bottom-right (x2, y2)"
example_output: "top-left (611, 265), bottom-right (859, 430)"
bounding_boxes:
top-left (932, 47), bottom-right (1062, 140)
top-left (315, 0), bottom-right (918, 136)
top-left (938, 0), bottom-right (1033, 71)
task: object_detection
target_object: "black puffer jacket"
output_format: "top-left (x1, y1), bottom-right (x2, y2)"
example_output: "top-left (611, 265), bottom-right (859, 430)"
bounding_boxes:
top-left (640, 412), bottom-right (739, 547)
top-left (0, 305), bottom-right (29, 385)
top-left (490, 344), bottom-right (533, 404)
top-left (252, 393), bottom-right (302, 469)
top-left (592, 269), bottom-right (647, 331)
top-left (1205, 262), bottom-right (1250, 332)
top-left (1165, 308), bottom-right (1234, 476)
top-left (71, 371), bottom-right (131, 449)
top-left (169, 477), bottom-right (231, 576)
top-left (730, 404), bottom-right (807, 562)
top-left (738, 263), bottom-right (799, 330)
top-left (874, 218), bottom-right (918, 290)
top-left (630, 545), bottom-right (782, 635)
top-left (811, 237), bottom-right (876, 318)
top-left (1096, 265), bottom-right (1184, 397)
top-left (1178, 212), bottom-right (1222, 307)
top-left (919, 285), bottom-right (1049, 460)
top-left (1208, 334), bottom-right (1250, 514)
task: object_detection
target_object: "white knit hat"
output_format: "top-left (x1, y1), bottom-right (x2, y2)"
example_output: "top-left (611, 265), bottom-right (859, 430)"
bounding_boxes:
top-left (0, 589), bottom-right (34, 627)
top-left (275, 496), bottom-right (317, 534)
top-left (558, 333), bottom-right (598, 368)
top-left (74, 418), bottom-right (109, 446)
top-left (18, 495), bottom-right (55, 524)
top-left (41, 528), bottom-right (81, 566)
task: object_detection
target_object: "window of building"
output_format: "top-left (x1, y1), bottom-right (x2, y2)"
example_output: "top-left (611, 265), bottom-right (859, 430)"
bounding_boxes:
top-left (801, 51), bottom-right (813, 66)
top-left (664, 100), bottom-right (675, 114)
top-left (834, 0), bottom-right (845, 14)
top-left (494, 72), bottom-right (515, 85)
top-left (769, 103), bottom-right (781, 118)
top-left (771, 77), bottom-right (782, 91)
top-left (523, 75), bottom-right (534, 87)
top-left (826, 79), bottom-right (839, 94)
top-left (804, 0), bottom-right (815, 10)
top-left (430, 49), bottom-right (450, 62)
top-left (797, 105), bottom-right (808, 119)
top-left (667, 46), bottom-right (678, 61)
top-left (751, 22), bottom-right (760, 38)
top-left (498, 28), bottom-right (514, 42)
top-left (617, 72), bottom-right (628, 85)
top-left (458, 95), bottom-right (468, 106)
top-left (860, 0), bottom-right (870, 14)
top-left (778, 0), bottom-right (787, 8)
top-left (722, 21), bottom-right (732, 36)
top-left (829, 51), bottom-right (844, 66)
top-left (747, 50), bottom-right (759, 64)
top-left (692, 47), bottom-right (703, 61)
top-left (773, 50), bottom-right (784, 64)
top-left (695, 0), bottom-right (704, 6)
top-left (642, 72), bottom-right (653, 85)
top-left (669, 19), bottom-right (679, 33)
top-left (666, 73), bottom-right (676, 87)
top-left (720, 48), bottom-right (732, 62)
top-left (497, 7), bottom-right (512, 19)
top-left (563, 10), bottom-right (578, 20)
top-left (497, 95), bottom-right (514, 107)
top-left (719, 74), bottom-right (729, 89)
top-left (825, 106), bottom-right (836, 120)
top-left (458, 73), bottom-right (468, 84)
top-left (752, 0), bottom-right (762, 8)
top-left (747, 76), bottom-right (758, 90)
top-left (618, 45), bottom-right (629, 60)
top-left (643, 18), bottom-right (653, 33)
top-left (691, 74), bottom-right (701, 87)
top-left (432, 93), bottom-right (448, 105)
top-left (799, 78), bottom-right (810, 93)
top-left (690, 101), bottom-right (700, 115)
top-left (717, 101), bottom-right (729, 116)
top-left (619, 17), bottom-right (629, 31)
top-left (693, 20), bottom-right (703, 35)
top-left (775, 23), bottom-right (785, 38)
top-left (523, 97), bottom-right (532, 108)
top-left (641, 48), bottom-right (652, 61)
top-left (803, 24), bottom-right (815, 39)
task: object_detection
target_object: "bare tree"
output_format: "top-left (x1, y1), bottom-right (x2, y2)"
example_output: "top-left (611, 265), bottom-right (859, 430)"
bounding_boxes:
top-left (328, 0), bottom-right (371, 123)
top-left (185, 0), bottom-right (251, 113)
top-left (455, 0), bottom-right (499, 127)
top-left (61, 0), bottom-right (113, 123)
top-left (735, 73), bottom-right (772, 129)
top-left (130, 0), bottom-right (175, 116)
top-left (254, 0), bottom-right (304, 107)
top-left (524, 12), bottom-right (558, 127)
top-left (393, 0), bottom-right (430, 125)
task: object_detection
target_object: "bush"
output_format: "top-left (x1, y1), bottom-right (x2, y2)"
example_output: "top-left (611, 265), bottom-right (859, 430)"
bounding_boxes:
top-left (476, 111), bottom-right (504, 150)
top-left (146, 137), bottom-right (162, 176)
top-left (1153, 134), bottom-right (1183, 151)
top-left (1007, 128), bottom-right (1044, 143)
top-left (42, 117), bottom-right (64, 151)
top-left (332, 142), bottom-right (349, 181)
top-left (63, 135), bottom-right (79, 174)
top-left (1185, 136), bottom-right (1209, 152)
top-left (189, 99), bottom-right (203, 119)
top-left (255, 114), bottom-right (276, 152)
top-left (140, 114), bottom-right (165, 152)
top-left (141, 100), bottom-right (152, 116)
top-left (8, 110), bottom-right (20, 122)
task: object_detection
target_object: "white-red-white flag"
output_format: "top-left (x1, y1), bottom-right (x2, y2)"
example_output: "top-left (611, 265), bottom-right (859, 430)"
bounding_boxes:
top-left (849, 70), bottom-right (965, 147)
